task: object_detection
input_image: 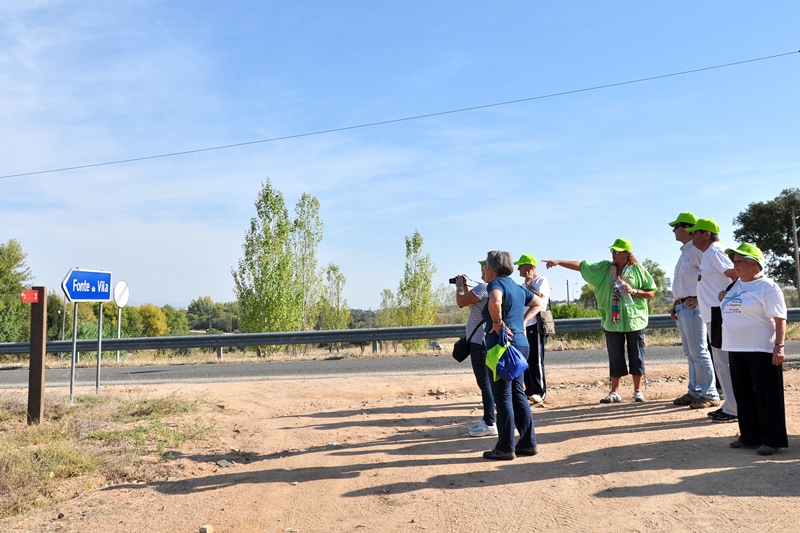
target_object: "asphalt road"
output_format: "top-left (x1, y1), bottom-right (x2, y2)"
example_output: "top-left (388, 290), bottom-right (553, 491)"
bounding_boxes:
top-left (1, 341), bottom-right (799, 389)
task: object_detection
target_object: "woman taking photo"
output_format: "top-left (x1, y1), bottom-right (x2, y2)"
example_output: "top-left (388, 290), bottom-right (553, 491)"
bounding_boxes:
top-left (454, 265), bottom-right (496, 438)
top-left (545, 238), bottom-right (656, 403)
top-left (480, 250), bottom-right (542, 460)
top-left (720, 243), bottom-right (788, 456)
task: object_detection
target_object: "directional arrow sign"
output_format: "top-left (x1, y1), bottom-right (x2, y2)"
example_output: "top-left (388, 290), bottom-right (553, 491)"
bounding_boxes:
top-left (20, 290), bottom-right (39, 304)
top-left (61, 268), bottom-right (113, 303)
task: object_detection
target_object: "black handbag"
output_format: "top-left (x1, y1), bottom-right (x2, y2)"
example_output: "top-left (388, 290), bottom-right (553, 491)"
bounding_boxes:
top-left (709, 280), bottom-right (737, 350)
top-left (709, 306), bottom-right (723, 349)
top-left (452, 321), bottom-right (485, 363)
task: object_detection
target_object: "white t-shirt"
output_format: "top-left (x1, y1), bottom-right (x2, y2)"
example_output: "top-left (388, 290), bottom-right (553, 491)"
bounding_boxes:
top-left (672, 241), bottom-right (703, 299)
top-left (721, 277), bottom-right (787, 353)
top-left (696, 242), bottom-right (735, 324)
top-left (465, 283), bottom-right (488, 344)
top-left (523, 275), bottom-right (550, 326)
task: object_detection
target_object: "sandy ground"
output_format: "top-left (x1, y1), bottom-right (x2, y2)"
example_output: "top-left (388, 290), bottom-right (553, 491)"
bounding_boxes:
top-left (4, 361), bottom-right (800, 533)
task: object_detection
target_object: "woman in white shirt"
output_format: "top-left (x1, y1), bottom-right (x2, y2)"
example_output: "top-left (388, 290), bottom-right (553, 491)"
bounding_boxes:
top-left (720, 243), bottom-right (788, 456)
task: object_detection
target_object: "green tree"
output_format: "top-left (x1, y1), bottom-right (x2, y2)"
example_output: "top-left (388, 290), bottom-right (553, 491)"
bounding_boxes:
top-left (397, 230), bottom-right (438, 329)
top-left (138, 304), bottom-right (169, 337)
top-left (46, 292), bottom-right (67, 341)
top-left (121, 306), bottom-right (143, 337)
top-left (433, 281), bottom-right (467, 325)
top-left (291, 193), bottom-right (324, 330)
top-left (375, 289), bottom-right (401, 353)
top-left (318, 262), bottom-right (350, 330)
top-left (377, 230), bottom-right (438, 351)
top-left (232, 179), bottom-right (305, 344)
top-left (317, 262), bottom-right (350, 352)
top-left (641, 258), bottom-right (669, 311)
top-left (210, 301), bottom-right (239, 333)
top-left (187, 296), bottom-right (215, 330)
top-left (0, 239), bottom-right (33, 342)
top-left (733, 188), bottom-right (800, 288)
top-left (578, 283), bottom-right (597, 309)
top-left (162, 305), bottom-right (189, 335)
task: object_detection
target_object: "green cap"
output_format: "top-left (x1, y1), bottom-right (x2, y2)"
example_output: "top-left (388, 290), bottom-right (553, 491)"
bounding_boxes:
top-left (513, 253), bottom-right (538, 267)
top-left (668, 212), bottom-right (697, 227)
top-left (609, 238), bottom-right (633, 252)
top-left (686, 218), bottom-right (720, 234)
top-left (478, 260), bottom-right (485, 265)
top-left (725, 243), bottom-right (764, 269)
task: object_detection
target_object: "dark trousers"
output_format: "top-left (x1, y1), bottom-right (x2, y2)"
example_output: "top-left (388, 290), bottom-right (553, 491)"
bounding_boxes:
top-left (469, 342), bottom-right (495, 426)
top-left (524, 325), bottom-right (547, 399)
top-left (729, 351), bottom-right (788, 448)
top-left (490, 344), bottom-right (535, 453)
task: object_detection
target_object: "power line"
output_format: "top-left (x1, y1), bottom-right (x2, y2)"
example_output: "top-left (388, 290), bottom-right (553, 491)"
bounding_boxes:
top-left (2, 50), bottom-right (797, 181)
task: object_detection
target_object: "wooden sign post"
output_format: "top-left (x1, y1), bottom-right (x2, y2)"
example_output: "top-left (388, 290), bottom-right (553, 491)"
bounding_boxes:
top-left (26, 286), bottom-right (47, 425)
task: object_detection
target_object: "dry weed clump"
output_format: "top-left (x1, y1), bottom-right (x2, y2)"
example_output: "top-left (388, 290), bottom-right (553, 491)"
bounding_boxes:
top-left (0, 391), bottom-right (213, 519)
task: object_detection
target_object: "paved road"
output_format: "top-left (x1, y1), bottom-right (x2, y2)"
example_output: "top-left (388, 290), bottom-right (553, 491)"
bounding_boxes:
top-left (1, 341), bottom-right (799, 389)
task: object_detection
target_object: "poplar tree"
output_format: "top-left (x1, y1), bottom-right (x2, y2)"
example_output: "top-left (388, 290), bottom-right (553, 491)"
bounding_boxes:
top-left (232, 179), bottom-right (300, 336)
top-left (377, 230), bottom-right (438, 351)
top-left (291, 193), bottom-right (324, 330)
top-left (318, 262), bottom-right (350, 352)
top-left (232, 179), bottom-right (325, 346)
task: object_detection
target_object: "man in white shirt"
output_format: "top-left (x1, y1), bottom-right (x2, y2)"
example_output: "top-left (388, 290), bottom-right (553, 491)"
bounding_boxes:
top-left (687, 218), bottom-right (738, 423)
top-left (669, 212), bottom-right (720, 410)
top-left (515, 254), bottom-right (551, 406)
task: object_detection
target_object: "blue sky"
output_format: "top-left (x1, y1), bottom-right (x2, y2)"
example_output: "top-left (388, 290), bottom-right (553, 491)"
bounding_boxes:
top-left (2, 2), bottom-right (799, 310)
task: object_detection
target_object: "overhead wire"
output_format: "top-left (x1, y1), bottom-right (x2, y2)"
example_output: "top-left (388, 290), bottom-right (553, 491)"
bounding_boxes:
top-left (1, 50), bottom-right (797, 180)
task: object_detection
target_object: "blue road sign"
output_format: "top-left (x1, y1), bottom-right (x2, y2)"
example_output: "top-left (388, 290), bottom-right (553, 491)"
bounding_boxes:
top-left (61, 268), bottom-right (113, 303)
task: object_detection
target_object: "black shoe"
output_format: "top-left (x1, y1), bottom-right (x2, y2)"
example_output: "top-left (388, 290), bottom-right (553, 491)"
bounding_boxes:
top-left (711, 412), bottom-right (738, 423)
top-left (730, 439), bottom-right (759, 449)
top-left (516, 445), bottom-right (539, 456)
top-left (756, 445), bottom-right (779, 456)
top-left (483, 448), bottom-right (515, 460)
top-left (707, 408), bottom-right (724, 418)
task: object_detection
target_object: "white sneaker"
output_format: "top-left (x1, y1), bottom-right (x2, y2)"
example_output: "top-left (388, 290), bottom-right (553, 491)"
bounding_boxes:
top-left (599, 392), bottom-right (622, 404)
top-left (469, 420), bottom-right (498, 437)
top-left (633, 390), bottom-right (646, 403)
top-left (529, 394), bottom-right (544, 405)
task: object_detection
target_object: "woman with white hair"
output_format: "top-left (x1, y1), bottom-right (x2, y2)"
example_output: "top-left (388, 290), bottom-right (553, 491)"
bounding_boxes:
top-left (720, 243), bottom-right (788, 456)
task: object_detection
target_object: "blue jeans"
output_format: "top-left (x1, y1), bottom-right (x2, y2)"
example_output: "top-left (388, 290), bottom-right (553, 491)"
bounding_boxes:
top-left (489, 344), bottom-right (535, 453)
top-left (469, 342), bottom-right (495, 426)
top-left (675, 303), bottom-right (718, 400)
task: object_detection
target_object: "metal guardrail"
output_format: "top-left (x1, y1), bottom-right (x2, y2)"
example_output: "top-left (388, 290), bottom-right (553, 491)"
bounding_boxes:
top-left (1, 309), bottom-right (798, 356)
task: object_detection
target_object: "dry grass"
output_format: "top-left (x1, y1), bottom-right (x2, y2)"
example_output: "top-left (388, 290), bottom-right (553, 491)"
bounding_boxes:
top-left (0, 390), bottom-right (212, 519)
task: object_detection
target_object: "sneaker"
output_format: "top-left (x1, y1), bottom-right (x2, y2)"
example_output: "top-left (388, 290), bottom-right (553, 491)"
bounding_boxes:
top-left (673, 393), bottom-right (697, 406)
top-left (469, 420), bottom-right (498, 437)
top-left (483, 448), bottom-right (515, 460)
top-left (756, 445), bottom-right (779, 456)
top-left (599, 392), bottom-right (622, 404)
top-left (633, 390), bottom-right (646, 403)
top-left (690, 397), bottom-right (721, 410)
top-left (707, 408), bottom-right (724, 418)
top-left (711, 412), bottom-right (738, 423)
top-left (528, 394), bottom-right (544, 405)
top-left (730, 439), bottom-right (759, 449)
top-left (516, 445), bottom-right (539, 456)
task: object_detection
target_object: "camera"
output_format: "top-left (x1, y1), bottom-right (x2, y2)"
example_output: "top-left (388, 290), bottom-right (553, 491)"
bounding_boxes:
top-left (449, 276), bottom-right (464, 285)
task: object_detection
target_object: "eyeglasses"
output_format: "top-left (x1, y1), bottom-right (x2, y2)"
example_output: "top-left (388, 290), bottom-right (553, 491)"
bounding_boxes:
top-left (677, 223), bottom-right (694, 228)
